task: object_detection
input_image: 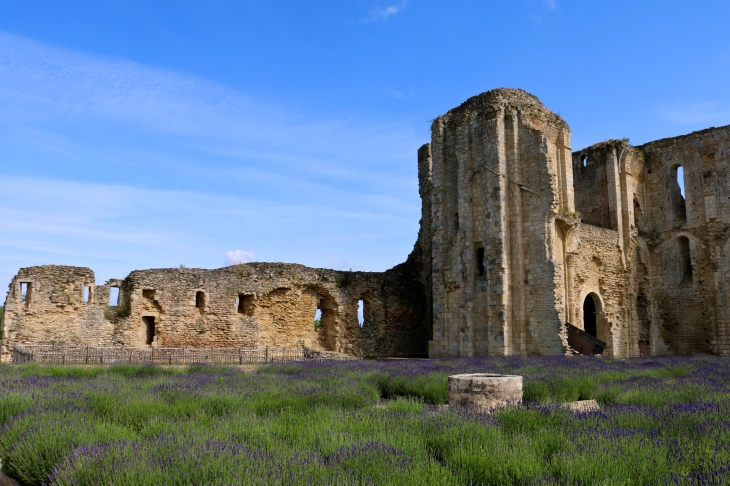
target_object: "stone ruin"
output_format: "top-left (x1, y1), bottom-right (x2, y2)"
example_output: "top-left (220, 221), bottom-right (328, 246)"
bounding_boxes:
top-left (2, 88), bottom-right (729, 361)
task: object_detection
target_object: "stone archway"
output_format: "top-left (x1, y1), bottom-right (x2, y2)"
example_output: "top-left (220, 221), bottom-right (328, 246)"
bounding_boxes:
top-left (582, 292), bottom-right (612, 356)
top-left (583, 294), bottom-right (597, 337)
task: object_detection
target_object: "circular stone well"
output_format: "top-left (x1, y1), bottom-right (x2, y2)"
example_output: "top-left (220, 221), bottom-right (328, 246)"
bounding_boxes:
top-left (448, 373), bottom-right (523, 412)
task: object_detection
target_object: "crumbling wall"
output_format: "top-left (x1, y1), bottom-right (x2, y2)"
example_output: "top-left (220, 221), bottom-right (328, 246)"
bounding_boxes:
top-left (572, 150), bottom-right (612, 229)
top-left (570, 224), bottom-right (630, 358)
top-left (426, 88), bottom-right (573, 357)
top-left (1, 260), bottom-right (428, 362)
top-left (0, 266), bottom-right (117, 361)
top-left (638, 125), bottom-right (730, 354)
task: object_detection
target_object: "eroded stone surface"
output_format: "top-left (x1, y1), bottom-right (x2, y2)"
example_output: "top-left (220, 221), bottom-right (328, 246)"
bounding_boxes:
top-left (448, 373), bottom-right (523, 412)
top-left (1, 259), bottom-right (429, 362)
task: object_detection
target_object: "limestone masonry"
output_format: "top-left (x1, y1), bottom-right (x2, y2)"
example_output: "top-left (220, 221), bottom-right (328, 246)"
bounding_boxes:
top-left (2, 88), bottom-right (729, 361)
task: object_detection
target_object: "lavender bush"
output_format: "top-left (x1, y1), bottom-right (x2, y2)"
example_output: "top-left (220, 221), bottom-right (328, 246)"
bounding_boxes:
top-left (0, 355), bottom-right (729, 485)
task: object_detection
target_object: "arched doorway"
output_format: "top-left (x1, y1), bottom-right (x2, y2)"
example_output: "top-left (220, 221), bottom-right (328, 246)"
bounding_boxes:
top-left (583, 294), bottom-right (597, 337)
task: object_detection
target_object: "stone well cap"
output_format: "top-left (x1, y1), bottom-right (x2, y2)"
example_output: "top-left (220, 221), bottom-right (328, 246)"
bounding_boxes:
top-left (449, 373), bottom-right (522, 379)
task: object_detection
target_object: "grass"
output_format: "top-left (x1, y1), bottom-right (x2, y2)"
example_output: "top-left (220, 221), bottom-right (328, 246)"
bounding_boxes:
top-left (1, 355), bottom-right (730, 484)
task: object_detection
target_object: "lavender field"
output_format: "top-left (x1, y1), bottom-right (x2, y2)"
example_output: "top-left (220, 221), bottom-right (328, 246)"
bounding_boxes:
top-left (1, 356), bottom-right (729, 485)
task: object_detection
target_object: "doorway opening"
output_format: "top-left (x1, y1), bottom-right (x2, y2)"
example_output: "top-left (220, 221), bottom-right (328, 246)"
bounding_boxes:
top-left (583, 295), bottom-right (597, 337)
top-left (143, 316), bottom-right (156, 346)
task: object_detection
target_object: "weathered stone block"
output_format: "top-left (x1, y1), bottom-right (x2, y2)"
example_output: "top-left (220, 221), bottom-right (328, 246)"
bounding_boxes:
top-left (448, 373), bottom-right (523, 412)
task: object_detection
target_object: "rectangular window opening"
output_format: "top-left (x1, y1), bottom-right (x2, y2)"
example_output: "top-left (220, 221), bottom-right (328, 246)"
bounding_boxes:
top-left (110, 287), bottom-right (120, 306)
top-left (142, 289), bottom-right (155, 299)
top-left (143, 316), bottom-right (155, 346)
top-left (357, 300), bottom-right (365, 328)
top-left (84, 286), bottom-right (91, 303)
top-left (20, 282), bottom-right (31, 305)
top-left (673, 166), bottom-right (687, 221)
top-left (238, 294), bottom-right (254, 316)
top-left (678, 236), bottom-right (693, 286)
top-left (195, 291), bottom-right (205, 308)
top-left (476, 246), bottom-right (485, 277)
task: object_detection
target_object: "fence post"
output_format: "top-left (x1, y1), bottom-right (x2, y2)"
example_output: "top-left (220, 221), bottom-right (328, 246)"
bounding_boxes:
top-left (85, 346), bottom-right (89, 365)
top-left (239, 348), bottom-right (242, 365)
top-left (265, 346), bottom-right (268, 363)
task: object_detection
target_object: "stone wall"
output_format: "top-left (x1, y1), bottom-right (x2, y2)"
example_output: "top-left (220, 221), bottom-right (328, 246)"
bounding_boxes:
top-left (425, 89), bottom-right (574, 357)
top-left (1, 257), bottom-right (429, 362)
top-left (638, 126), bottom-right (730, 355)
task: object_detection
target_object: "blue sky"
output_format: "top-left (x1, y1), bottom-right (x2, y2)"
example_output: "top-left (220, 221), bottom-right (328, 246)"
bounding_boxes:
top-left (0, 1), bottom-right (729, 293)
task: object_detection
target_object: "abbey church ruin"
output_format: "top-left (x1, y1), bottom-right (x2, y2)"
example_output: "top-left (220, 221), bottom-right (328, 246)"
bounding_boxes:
top-left (2, 88), bottom-right (729, 361)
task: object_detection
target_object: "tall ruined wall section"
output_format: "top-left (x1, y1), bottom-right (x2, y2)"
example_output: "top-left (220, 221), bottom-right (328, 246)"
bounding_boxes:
top-left (425, 88), bottom-right (574, 357)
top-left (1, 260), bottom-right (428, 362)
top-left (571, 142), bottom-right (647, 359)
top-left (638, 126), bottom-right (730, 355)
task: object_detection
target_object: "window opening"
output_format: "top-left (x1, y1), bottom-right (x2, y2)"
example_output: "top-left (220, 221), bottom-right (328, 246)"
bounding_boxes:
top-left (454, 212), bottom-right (459, 230)
top-left (142, 289), bottom-right (155, 299)
top-left (83, 286), bottom-right (91, 303)
top-left (110, 287), bottom-right (120, 306)
top-left (195, 291), bottom-right (205, 309)
top-left (582, 156), bottom-right (588, 167)
top-left (20, 282), bottom-right (31, 305)
top-left (357, 300), bottom-right (365, 328)
top-left (143, 316), bottom-right (155, 346)
top-left (314, 308), bottom-right (322, 328)
top-left (238, 294), bottom-right (254, 315)
top-left (677, 166), bottom-right (686, 198)
top-left (672, 166), bottom-right (687, 221)
top-left (475, 246), bottom-right (485, 276)
top-left (633, 196), bottom-right (642, 231)
top-left (583, 295), bottom-right (597, 337)
top-left (678, 236), bottom-right (693, 285)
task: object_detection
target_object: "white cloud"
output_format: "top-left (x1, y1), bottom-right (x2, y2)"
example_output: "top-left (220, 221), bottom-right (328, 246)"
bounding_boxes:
top-left (225, 250), bottom-right (257, 265)
top-left (365, 1), bottom-right (406, 22)
top-left (542, 0), bottom-right (558, 10)
top-left (325, 258), bottom-right (353, 271)
top-left (657, 101), bottom-right (730, 125)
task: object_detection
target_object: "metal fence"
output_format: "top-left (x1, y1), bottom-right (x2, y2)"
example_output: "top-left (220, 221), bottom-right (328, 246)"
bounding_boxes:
top-left (12, 344), bottom-right (357, 365)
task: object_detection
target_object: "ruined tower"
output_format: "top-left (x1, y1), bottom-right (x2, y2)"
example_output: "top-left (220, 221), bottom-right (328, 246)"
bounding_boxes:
top-left (421, 89), bottom-right (575, 357)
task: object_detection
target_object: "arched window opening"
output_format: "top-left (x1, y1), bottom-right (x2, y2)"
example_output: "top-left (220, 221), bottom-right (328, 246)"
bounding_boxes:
top-left (582, 156), bottom-right (588, 167)
top-left (109, 287), bottom-right (120, 306)
top-left (677, 236), bottom-right (693, 286)
top-left (583, 295), bottom-right (597, 337)
top-left (672, 166), bottom-right (687, 221)
top-left (677, 166), bottom-right (686, 198)
top-left (357, 300), bottom-right (365, 328)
